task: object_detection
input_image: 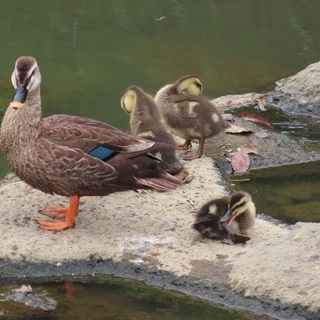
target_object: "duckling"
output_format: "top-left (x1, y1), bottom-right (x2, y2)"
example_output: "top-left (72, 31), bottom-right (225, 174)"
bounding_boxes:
top-left (154, 75), bottom-right (229, 160)
top-left (121, 85), bottom-right (191, 182)
top-left (193, 192), bottom-right (256, 244)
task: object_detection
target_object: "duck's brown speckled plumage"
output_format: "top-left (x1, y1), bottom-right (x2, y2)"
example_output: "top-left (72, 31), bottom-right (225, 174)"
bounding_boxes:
top-left (121, 86), bottom-right (190, 180)
top-left (0, 56), bottom-right (183, 230)
top-left (155, 75), bottom-right (229, 160)
top-left (193, 191), bottom-right (256, 244)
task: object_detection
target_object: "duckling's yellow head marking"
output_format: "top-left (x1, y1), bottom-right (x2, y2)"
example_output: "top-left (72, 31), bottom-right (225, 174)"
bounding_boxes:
top-left (220, 192), bottom-right (254, 226)
top-left (121, 89), bottom-right (137, 114)
top-left (176, 76), bottom-right (202, 96)
top-left (229, 192), bottom-right (252, 216)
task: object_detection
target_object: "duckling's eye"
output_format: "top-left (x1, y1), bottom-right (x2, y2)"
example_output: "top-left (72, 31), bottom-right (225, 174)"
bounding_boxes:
top-left (195, 82), bottom-right (202, 89)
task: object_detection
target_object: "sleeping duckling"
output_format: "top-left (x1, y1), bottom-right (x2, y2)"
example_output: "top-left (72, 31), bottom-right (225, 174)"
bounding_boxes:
top-left (154, 75), bottom-right (229, 160)
top-left (121, 86), bottom-right (191, 182)
top-left (193, 192), bottom-right (256, 244)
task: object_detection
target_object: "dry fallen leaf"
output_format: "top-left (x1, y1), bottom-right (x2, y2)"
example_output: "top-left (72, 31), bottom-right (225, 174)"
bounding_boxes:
top-left (225, 123), bottom-right (252, 134)
top-left (231, 149), bottom-right (250, 173)
top-left (240, 143), bottom-right (260, 156)
top-left (13, 285), bottom-right (32, 293)
top-left (238, 112), bottom-right (273, 129)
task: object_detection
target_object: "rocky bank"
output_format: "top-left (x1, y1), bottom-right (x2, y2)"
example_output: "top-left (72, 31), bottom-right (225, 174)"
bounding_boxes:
top-left (0, 62), bottom-right (320, 319)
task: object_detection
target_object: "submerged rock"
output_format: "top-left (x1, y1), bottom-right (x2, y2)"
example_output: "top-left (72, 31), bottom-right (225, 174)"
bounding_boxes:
top-left (5, 290), bottom-right (57, 311)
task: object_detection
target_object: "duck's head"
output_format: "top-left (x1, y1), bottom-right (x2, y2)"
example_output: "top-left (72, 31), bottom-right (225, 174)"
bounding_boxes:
top-left (220, 192), bottom-right (254, 226)
top-left (176, 75), bottom-right (203, 96)
top-left (10, 56), bottom-right (41, 109)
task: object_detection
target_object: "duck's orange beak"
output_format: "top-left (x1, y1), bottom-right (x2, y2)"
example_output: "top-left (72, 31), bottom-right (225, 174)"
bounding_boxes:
top-left (9, 83), bottom-right (28, 109)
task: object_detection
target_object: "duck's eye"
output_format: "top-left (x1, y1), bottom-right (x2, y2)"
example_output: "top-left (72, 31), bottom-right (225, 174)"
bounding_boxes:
top-left (25, 76), bottom-right (31, 86)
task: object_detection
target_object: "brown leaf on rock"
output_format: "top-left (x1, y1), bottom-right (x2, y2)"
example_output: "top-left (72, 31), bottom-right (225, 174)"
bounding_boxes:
top-left (225, 123), bottom-right (252, 134)
top-left (240, 143), bottom-right (260, 156)
top-left (231, 149), bottom-right (250, 173)
top-left (238, 112), bottom-right (273, 129)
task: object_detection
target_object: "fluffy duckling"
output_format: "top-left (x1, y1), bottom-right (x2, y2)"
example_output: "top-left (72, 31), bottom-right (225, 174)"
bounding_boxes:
top-left (193, 192), bottom-right (256, 244)
top-left (154, 75), bottom-right (229, 160)
top-left (121, 86), bottom-right (191, 182)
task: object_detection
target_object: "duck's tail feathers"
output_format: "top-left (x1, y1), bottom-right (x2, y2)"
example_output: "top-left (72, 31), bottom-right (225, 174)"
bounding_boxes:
top-left (134, 172), bottom-right (183, 191)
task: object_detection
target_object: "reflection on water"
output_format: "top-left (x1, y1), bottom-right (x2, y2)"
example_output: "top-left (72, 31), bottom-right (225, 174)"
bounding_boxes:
top-left (0, 279), bottom-right (270, 320)
top-left (233, 161), bottom-right (320, 224)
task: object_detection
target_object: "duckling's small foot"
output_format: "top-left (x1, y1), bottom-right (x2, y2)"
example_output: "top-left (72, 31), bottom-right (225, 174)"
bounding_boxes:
top-left (182, 137), bottom-right (205, 160)
top-left (230, 233), bottom-right (251, 244)
top-left (221, 222), bottom-right (251, 244)
top-left (174, 168), bottom-right (193, 183)
top-left (37, 219), bottom-right (75, 230)
top-left (178, 139), bottom-right (192, 150)
top-left (38, 204), bottom-right (68, 219)
top-left (182, 151), bottom-right (202, 161)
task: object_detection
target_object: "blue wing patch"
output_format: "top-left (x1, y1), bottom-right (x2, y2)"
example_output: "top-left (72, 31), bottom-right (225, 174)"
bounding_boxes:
top-left (88, 146), bottom-right (118, 161)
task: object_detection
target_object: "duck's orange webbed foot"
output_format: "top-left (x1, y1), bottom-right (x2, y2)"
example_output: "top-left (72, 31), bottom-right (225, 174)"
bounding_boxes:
top-left (37, 219), bottom-right (75, 230)
top-left (38, 204), bottom-right (68, 219)
top-left (37, 195), bottom-right (80, 231)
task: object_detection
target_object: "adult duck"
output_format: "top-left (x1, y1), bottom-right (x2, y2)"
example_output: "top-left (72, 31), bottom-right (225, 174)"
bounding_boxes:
top-left (0, 56), bottom-right (183, 231)
top-left (121, 85), bottom-right (191, 182)
top-left (154, 75), bottom-right (229, 160)
top-left (193, 191), bottom-right (256, 243)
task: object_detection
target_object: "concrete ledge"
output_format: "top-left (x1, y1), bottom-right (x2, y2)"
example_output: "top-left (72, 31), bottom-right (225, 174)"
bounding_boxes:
top-left (0, 157), bottom-right (319, 319)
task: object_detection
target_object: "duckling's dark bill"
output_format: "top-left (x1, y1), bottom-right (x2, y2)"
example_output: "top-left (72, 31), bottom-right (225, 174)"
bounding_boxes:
top-left (220, 210), bottom-right (234, 225)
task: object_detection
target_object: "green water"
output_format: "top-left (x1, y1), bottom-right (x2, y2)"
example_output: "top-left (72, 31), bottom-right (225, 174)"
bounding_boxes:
top-left (0, 1), bottom-right (320, 317)
top-left (1, 0), bottom-right (320, 178)
top-left (0, 279), bottom-right (270, 320)
top-left (233, 161), bottom-right (320, 224)
top-left (228, 106), bottom-right (320, 223)
top-left (1, 1), bottom-right (320, 125)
